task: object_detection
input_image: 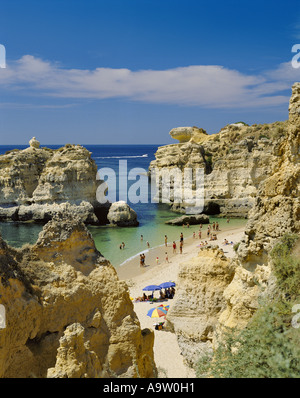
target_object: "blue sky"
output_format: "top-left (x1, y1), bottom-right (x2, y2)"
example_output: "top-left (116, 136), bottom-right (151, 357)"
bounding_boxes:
top-left (1, 0), bottom-right (300, 145)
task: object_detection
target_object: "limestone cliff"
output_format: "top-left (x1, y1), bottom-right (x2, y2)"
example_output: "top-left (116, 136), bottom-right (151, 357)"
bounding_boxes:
top-left (165, 84), bottom-right (300, 368)
top-left (166, 247), bottom-right (234, 366)
top-left (0, 214), bottom-right (155, 378)
top-left (150, 121), bottom-right (288, 217)
top-left (167, 246), bottom-right (272, 367)
top-left (0, 140), bottom-right (139, 227)
top-left (238, 83), bottom-right (300, 265)
top-left (0, 141), bottom-right (99, 224)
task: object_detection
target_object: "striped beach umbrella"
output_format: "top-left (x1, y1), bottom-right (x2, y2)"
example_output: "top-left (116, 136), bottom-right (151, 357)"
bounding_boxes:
top-left (147, 305), bottom-right (169, 318)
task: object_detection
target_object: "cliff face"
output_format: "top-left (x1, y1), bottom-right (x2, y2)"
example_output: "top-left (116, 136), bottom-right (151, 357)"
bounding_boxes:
top-left (166, 247), bottom-right (271, 367)
top-left (0, 214), bottom-right (155, 378)
top-left (0, 140), bottom-right (139, 227)
top-left (0, 140), bottom-right (99, 224)
top-left (165, 84), bottom-right (300, 367)
top-left (238, 83), bottom-right (300, 266)
top-left (150, 121), bottom-right (288, 217)
top-left (166, 247), bottom-right (234, 366)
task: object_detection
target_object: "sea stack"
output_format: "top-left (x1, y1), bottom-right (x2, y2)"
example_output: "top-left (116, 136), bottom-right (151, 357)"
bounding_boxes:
top-left (0, 139), bottom-right (139, 227)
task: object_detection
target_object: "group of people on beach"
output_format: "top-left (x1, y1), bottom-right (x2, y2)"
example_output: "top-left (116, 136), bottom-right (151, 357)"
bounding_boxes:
top-left (139, 231), bottom-right (185, 268)
top-left (135, 286), bottom-right (175, 302)
top-left (159, 287), bottom-right (175, 300)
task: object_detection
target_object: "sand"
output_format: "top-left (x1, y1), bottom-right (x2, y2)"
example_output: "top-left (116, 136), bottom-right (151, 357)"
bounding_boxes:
top-left (116, 224), bottom-right (246, 378)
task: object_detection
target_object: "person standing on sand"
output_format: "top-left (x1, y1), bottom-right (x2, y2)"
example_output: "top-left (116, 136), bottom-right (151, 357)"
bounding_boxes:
top-left (198, 230), bottom-right (201, 239)
top-left (164, 235), bottom-right (168, 247)
top-left (193, 232), bottom-right (195, 239)
top-left (165, 252), bottom-right (169, 263)
top-left (180, 232), bottom-right (184, 244)
top-left (139, 254), bottom-right (143, 267)
top-left (216, 222), bottom-right (219, 231)
top-left (172, 241), bottom-right (177, 253)
top-left (180, 241), bottom-right (183, 254)
top-left (207, 225), bottom-right (211, 238)
top-left (156, 256), bottom-right (159, 264)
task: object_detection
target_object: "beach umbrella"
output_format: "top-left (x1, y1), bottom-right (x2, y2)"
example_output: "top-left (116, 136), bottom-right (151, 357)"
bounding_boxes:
top-left (147, 305), bottom-right (169, 318)
top-left (158, 281), bottom-right (176, 289)
top-left (142, 285), bottom-right (161, 291)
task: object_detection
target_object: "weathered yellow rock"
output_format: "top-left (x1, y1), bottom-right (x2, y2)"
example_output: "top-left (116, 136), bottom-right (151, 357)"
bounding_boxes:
top-left (150, 121), bottom-right (288, 217)
top-left (166, 247), bottom-right (234, 366)
top-left (0, 215), bottom-right (156, 378)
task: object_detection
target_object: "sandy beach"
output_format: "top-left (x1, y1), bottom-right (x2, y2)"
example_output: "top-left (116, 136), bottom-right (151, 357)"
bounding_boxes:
top-left (117, 223), bottom-right (246, 378)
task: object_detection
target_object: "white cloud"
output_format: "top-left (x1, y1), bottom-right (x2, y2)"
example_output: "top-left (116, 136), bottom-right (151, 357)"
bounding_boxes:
top-left (0, 55), bottom-right (299, 109)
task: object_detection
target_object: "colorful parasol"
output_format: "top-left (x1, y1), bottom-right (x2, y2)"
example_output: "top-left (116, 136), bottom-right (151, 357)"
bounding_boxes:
top-left (147, 305), bottom-right (169, 318)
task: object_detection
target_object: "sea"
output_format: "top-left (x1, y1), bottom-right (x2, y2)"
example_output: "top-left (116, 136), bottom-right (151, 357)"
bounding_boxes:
top-left (0, 144), bottom-right (247, 269)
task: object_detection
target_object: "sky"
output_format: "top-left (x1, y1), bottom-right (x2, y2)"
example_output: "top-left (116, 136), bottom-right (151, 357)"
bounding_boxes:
top-left (1, 0), bottom-right (300, 145)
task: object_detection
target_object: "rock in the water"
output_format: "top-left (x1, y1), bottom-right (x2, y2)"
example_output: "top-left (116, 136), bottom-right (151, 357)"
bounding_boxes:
top-left (0, 142), bottom-right (100, 224)
top-left (165, 214), bottom-right (209, 225)
top-left (107, 201), bottom-right (139, 227)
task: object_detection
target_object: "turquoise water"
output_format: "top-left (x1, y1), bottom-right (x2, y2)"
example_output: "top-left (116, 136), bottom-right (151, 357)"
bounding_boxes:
top-left (0, 215), bottom-right (246, 268)
top-left (0, 144), bottom-right (247, 268)
top-left (89, 215), bottom-right (247, 267)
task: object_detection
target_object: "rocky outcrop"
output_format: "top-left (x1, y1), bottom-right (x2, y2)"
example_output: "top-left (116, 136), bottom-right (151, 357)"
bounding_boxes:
top-left (165, 84), bottom-right (300, 368)
top-left (238, 83), bottom-right (300, 266)
top-left (169, 127), bottom-right (210, 144)
top-left (107, 201), bottom-right (139, 227)
top-left (0, 141), bottom-right (99, 224)
top-left (150, 121), bottom-right (288, 217)
top-left (0, 140), bottom-right (139, 227)
top-left (167, 247), bottom-right (272, 367)
top-left (165, 214), bottom-right (209, 226)
top-left (0, 214), bottom-right (155, 378)
top-left (166, 247), bottom-right (235, 366)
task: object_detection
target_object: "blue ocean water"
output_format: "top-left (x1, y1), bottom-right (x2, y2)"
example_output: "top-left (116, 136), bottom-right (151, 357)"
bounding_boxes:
top-left (0, 144), bottom-right (246, 267)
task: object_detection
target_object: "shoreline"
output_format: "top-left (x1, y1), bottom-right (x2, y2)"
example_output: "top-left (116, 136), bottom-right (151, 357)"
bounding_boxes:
top-left (116, 223), bottom-right (246, 378)
top-left (116, 222), bottom-right (245, 281)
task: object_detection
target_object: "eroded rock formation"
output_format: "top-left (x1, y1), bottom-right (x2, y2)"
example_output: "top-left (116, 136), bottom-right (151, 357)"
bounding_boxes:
top-left (0, 142), bottom-right (99, 224)
top-left (238, 83), bottom-right (300, 266)
top-left (0, 141), bottom-right (139, 227)
top-left (166, 247), bottom-right (234, 366)
top-left (0, 214), bottom-right (155, 378)
top-left (150, 121), bottom-right (288, 217)
top-left (165, 83), bottom-right (300, 368)
top-left (107, 201), bottom-right (139, 227)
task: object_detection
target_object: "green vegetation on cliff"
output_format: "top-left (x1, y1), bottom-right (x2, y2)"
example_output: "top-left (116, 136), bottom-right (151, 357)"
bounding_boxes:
top-left (196, 234), bottom-right (300, 378)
